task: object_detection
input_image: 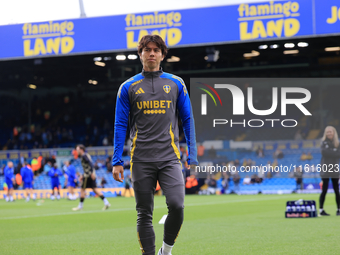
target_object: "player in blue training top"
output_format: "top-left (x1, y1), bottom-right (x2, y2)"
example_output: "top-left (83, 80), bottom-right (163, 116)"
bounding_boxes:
top-left (112, 35), bottom-right (198, 255)
top-left (64, 160), bottom-right (77, 200)
top-left (4, 161), bottom-right (15, 202)
top-left (20, 161), bottom-right (36, 202)
top-left (48, 163), bottom-right (63, 200)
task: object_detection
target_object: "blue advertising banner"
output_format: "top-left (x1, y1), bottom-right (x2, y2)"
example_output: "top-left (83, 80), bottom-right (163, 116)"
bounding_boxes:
top-left (314, 0), bottom-right (340, 35)
top-left (0, 0), bottom-right (338, 60)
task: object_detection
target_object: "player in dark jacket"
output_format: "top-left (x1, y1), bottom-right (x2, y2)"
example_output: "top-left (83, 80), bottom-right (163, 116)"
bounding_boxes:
top-left (112, 35), bottom-right (198, 255)
top-left (72, 144), bottom-right (110, 211)
top-left (319, 126), bottom-right (340, 216)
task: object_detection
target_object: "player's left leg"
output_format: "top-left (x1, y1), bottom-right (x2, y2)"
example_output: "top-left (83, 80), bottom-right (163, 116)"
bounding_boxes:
top-left (69, 186), bottom-right (76, 200)
top-left (93, 185), bottom-right (110, 210)
top-left (157, 160), bottom-right (185, 255)
top-left (25, 187), bottom-right (31, 202)
top-left (56, 186), bottom-right (61, 200)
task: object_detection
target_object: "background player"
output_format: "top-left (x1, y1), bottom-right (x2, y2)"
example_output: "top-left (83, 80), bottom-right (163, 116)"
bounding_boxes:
top-left (112, 35), bottom-right (198, 255)
top-left (72, 144), bottom-right (110, 211)
top-left (4, 161), bottom-right (15, 202)
top-left (123, 173), bottom-right (133, 197)
top-left (319, 126), bottom-right (340, 216)
top-left (20, 161), bottom-right (36, 202)
top-left (48, 163), bottom-right (63, 200)
top-left (64, 160), bottom-right (77, 200)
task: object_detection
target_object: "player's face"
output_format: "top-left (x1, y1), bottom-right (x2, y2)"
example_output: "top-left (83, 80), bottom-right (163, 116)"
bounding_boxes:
top-left (139, 42), bottom-right (164, 72)
top-left (8, 162), bottom-right (13, 168)
top-left (76, 146), bottom-right (82, 156)
top-left (326, 128), bottom-right (334, 140)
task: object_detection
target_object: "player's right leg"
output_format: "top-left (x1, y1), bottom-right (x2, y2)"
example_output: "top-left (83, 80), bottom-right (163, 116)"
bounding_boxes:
top-left (132, 162), bottom-right (158, 255)
top-left (319, 178), bottom-right (330, 216)
top-left (31, 188), bottom-right (36, 201)
top-left (92, 179), bottom-right (110, 210)
top-left (51, 187), bottom-right (55, 200)
top-left (25, 183), bottom-right (31, 202)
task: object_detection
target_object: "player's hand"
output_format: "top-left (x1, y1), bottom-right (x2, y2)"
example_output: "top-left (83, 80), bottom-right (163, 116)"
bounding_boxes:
top-left (112, 165), bottom-right (124, 183)
top-left (91, 173), bottom-right (96, 180)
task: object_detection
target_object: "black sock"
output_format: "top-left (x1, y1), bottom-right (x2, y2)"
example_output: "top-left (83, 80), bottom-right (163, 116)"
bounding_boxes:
top-left (100, 195), bottom-right (104, 200)
top-left (80, 197), bottom-right (84, 202)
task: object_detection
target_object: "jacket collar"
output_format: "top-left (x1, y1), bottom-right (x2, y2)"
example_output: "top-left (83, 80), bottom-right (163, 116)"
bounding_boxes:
top-left (141, 67), bottom-right (163, 78)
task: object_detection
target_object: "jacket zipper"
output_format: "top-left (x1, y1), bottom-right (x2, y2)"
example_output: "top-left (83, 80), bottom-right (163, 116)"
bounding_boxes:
top-left (152, 75), bottom-right (154, 93)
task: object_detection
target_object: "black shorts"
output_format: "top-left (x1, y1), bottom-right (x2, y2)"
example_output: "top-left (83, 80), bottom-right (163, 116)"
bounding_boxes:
top-left (81, 176), bottom-right (97, 189)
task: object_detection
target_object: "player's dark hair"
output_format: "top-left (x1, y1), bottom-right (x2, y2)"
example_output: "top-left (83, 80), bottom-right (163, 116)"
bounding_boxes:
top-left (137, 35), bottom-right (168, 57)
top-left (76, 144), bottom-right (86, 151)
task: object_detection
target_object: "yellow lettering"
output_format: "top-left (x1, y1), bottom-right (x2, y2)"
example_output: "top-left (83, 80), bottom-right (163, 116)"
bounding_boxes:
top-left (159, 14), bottom-right (166, 23)
top-left (61, 37), bottom-right (74, 54)
top-left (167, 28), bottom-right (182, 46)
top-left (127, 31), bottom-right (138, 49)
top-left (67, 22), bottom-right (74, 31)
top-left (60, 21), bottom-right (67, 35)
top-left (150, 100), bottom-right (153, 108)
top-left (238, 4), bottom-right (245, 17)
top-left (327, 6), bottom-right (338, 24)
top-left (34, 38), bottom-right (46, 55)
top-left (239, 22), bottom-right (252, 40)
top-left (46, 38), bottom-right (60, 54)
top-left (252, 20), bottom-right (267, 39)
top-left (258, 5), bottom-right (269, 15)
top-left (137, 102), bottom-right (142, 109)
top-left (284, 18), bottom-right (300, 37)
top-left (151, 29), bottom-right (167, 41)
top-left (267, 19), bottom-right (283, 37)
top-left (136, 16), bottom-right (143, 26)
top-left (143, 15), bottom-right (154, 25)
top-left (249, 6), bottom-right (257, 16)
top-left (291, 2), bottom-right (299, 13)
top-left (143, 101), bottom-right (149, 108)
top-left (160, 100), bottom-right (165, 108)
top-left (154, 101), bottom-right (159, 108)
top-left (39, 24), bottom-right (49, 34)
top-left (53, 23), bottom-right (60, 33)
top-left (23, 40), bottom-right (34, 56)
top-left (167, 100), bottom-right (171, 108)
top-left (32, 25), bottom-right (38, 34)
top-left (283, 2), bottom-right (291, 17)
top-left (167, 12), bottom-right (174, 26)
top-left (10, 154), bottom-right (18, 159)
top-left (274, 3), bottom-right (282, 14)
top-left (173, 12), bottom-right (181, 22)
top-left (138, 30), bottom-right (149, 41)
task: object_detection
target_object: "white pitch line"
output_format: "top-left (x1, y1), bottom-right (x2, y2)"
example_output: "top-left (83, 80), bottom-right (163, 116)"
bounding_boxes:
top-left (0, 195), bottom-right (293, 220)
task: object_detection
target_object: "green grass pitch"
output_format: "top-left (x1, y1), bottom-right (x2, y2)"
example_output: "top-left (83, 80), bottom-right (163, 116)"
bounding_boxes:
top-left (1, 194), bottom-right (339, 254)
